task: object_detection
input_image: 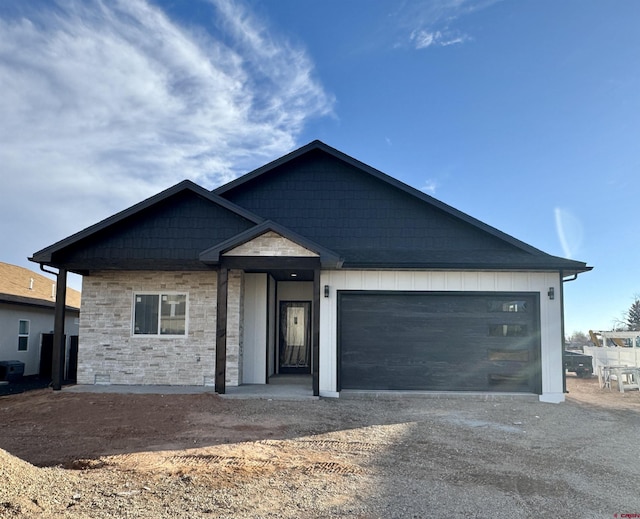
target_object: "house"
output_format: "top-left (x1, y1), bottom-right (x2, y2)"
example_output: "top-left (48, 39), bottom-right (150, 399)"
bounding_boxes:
top-left (30, 141), bottom-right (590, 402)
top-left (0, 262), bottom-right (81, 378)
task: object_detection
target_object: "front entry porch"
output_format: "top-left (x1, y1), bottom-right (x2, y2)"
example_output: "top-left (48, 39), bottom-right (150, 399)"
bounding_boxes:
top-left (217, 263), bottom-right (321, 397)
top-left (221, 374), bottom-right (318, 400)
top-left (204, 222), bottom-right (343, 397)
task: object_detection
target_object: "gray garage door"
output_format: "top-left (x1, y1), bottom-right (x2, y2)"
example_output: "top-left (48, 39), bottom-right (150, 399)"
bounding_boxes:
top-left (338, 292), bottom-right (541, 393)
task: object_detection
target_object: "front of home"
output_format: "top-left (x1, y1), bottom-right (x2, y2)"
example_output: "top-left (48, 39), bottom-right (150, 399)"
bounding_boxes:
top-left (30, 141), bottom-right (590, 402)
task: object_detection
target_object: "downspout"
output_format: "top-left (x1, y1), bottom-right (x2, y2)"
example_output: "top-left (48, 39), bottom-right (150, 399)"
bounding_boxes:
top-left (312, 267), bottom-right (320, 397)
top-left (561, 271), bottom-right (579, 394)
top-left (40, 265), bottom-right (67, 390)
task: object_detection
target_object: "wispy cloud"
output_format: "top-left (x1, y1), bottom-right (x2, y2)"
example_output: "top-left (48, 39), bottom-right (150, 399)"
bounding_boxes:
top-left (554, 208), bottom-right (584, 259)
top-left (0, 0), bottom-right (333, 267)
top-left (393, 0), bottom-right (500, 50)
top-left (410, 29), bottom-right (469, 49)
top-left (420, 179), bottom-right (439, 194)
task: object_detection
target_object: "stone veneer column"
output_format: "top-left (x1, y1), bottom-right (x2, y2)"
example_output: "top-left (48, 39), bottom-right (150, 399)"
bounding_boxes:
top-left (225, 269), bottom-right (244, 386)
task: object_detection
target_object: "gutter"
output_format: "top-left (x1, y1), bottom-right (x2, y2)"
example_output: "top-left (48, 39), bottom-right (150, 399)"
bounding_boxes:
top-left (561, 271), bottom-right (580, 394)
top-left (40, 264), bottom-right (58, 277)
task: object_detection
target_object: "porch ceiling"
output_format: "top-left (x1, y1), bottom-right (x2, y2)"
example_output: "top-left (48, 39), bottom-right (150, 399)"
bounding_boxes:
top-left (252, 268), bottom-right (314, 281)
top-left (219, 255), bottom-right (320, 272)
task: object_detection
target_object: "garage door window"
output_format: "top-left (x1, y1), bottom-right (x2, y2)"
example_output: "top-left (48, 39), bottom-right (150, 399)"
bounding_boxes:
top-left (489, 300), bottom-right (528, 313)
top-left (489, 324), bottom-right (528, 337)
top-left (488, 349), bottom-right (529, 362)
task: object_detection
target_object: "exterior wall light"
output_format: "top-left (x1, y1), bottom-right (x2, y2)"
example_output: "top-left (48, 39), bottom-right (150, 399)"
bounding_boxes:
top-left (547, 287), bottom-right (555, 300)
top-left (324, 285), bottom-right (330, 298)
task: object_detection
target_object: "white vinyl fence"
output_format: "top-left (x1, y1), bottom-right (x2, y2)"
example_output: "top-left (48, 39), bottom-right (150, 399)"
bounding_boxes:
top-left (583, 346), bottom-right (640, 372)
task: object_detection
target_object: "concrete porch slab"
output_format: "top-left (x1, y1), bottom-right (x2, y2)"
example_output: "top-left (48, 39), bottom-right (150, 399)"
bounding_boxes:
top-left (221, 375), bottom-right (317, 400)
top-left (62, 375), bottom-right (317, 400)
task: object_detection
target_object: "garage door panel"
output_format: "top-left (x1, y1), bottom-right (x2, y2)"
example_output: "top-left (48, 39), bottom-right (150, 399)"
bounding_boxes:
top-left (343, 364), bottom-right (425, 390)
top-left (343, 362), bottom-right (521, 391)
top-left (339, 292), bottom-right (540, 393)
top-left (344, 363), bottom-right (450, 391)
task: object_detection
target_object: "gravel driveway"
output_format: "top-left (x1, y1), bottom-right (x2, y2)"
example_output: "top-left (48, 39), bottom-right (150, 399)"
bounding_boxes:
top-left (1, 375), bottom-right (639, 518)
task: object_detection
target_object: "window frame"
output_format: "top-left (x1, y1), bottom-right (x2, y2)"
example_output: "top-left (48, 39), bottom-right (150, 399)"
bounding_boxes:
top-left (18, 319), bottom-right (30, 351)
top-left (131, 292), bottom-right (189, 337)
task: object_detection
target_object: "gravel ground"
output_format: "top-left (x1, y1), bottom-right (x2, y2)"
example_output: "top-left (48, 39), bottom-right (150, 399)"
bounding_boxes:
top-left (1, 375), bottom-right (639, 518)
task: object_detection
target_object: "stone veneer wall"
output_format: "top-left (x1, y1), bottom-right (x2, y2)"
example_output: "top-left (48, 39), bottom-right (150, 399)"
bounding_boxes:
top-left (224, 231), bottom-right (318, 257)
top-left (78, 271), bottom-right (218, 386)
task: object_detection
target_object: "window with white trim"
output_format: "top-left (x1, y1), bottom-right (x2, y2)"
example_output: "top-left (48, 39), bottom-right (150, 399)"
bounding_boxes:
top-left (133, 293), bottom-right (187, 336)
top-left (18, 320), bottom-right (29, 351)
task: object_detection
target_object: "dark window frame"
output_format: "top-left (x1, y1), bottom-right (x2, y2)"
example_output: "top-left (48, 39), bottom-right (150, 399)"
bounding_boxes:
top-left (132, 292), bottom-right (188, 337)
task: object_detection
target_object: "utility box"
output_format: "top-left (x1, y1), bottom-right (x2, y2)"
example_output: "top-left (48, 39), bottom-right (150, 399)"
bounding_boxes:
top-left (0, 361), bottom-right (25, 382)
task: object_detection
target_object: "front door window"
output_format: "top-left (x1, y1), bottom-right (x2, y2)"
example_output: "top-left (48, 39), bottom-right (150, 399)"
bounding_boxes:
top-left (279, 301), bottom-right (311, 373)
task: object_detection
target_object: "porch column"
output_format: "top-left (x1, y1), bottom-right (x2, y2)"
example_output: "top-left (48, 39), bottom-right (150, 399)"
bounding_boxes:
top-left (312, 267), bottom-right (320, 396)
top-left (52, 268), bottom-right (67, 391)
top-left (215, 267), bottom-right (228, 394)
top-left (560, 270), bottom-right (567, 395)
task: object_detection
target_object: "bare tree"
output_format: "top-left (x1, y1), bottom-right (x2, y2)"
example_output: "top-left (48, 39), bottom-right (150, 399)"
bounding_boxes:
top-left (566, 331), bottom-right (590, 349)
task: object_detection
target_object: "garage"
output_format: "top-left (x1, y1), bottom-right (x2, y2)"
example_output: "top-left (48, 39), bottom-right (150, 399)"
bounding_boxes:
top-left (338, 291), bottom-right (541, 393)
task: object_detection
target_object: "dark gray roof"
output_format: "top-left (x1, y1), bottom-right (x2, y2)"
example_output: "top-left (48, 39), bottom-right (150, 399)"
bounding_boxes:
top-left (216, 141), bottom-right (591, 275)
top-left (31, 142), bottom-right (591, 276)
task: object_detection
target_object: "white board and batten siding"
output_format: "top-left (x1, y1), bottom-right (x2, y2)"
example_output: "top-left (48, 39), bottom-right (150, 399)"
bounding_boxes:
top-left (242, 275), bottom-right (315, 384)
top-left (319, 270), bottom-right (565, 403)
top-left (242, 273), bottom-right (268, 384)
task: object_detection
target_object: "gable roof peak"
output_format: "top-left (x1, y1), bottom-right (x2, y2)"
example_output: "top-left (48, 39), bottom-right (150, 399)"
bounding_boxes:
top-left (30, 179), bottom-right (264, 266)
top-left (199, 220), bottom-right (342, 267)
top-left (214, 141), bottom-right (591, 275)
top-left (213, 140), bottom-right (344, 196)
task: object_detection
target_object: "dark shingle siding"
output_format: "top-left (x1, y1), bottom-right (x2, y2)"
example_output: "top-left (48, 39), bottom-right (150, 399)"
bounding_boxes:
top-left (53, 191), bottom-right (255, 270)
top-left (220, 150), bottom-right (524, 267)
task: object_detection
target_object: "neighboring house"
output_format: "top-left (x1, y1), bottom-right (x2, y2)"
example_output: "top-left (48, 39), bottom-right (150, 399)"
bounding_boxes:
top-left (30, 141), bottom-right (590, 402)
top-left (0, 262), bottom-right (81, 377)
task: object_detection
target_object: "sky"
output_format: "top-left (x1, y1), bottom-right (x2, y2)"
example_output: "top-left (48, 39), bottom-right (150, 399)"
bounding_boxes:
top-left (1, 0), bottom-right (639, 336)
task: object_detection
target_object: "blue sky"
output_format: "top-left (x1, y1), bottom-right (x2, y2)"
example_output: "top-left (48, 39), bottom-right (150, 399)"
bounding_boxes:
top-left (1, 0), bottom-right (638, 335)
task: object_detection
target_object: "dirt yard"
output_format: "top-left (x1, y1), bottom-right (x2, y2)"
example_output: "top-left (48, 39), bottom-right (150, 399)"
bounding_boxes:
top-left (1, 375), bottom-right (639, 518)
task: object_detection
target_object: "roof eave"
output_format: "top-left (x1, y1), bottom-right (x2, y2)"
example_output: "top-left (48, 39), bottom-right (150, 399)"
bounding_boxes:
top-left (337, 262), bottom-right (593, 275)
top-left (0, 293), bottom-right (80, 311)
